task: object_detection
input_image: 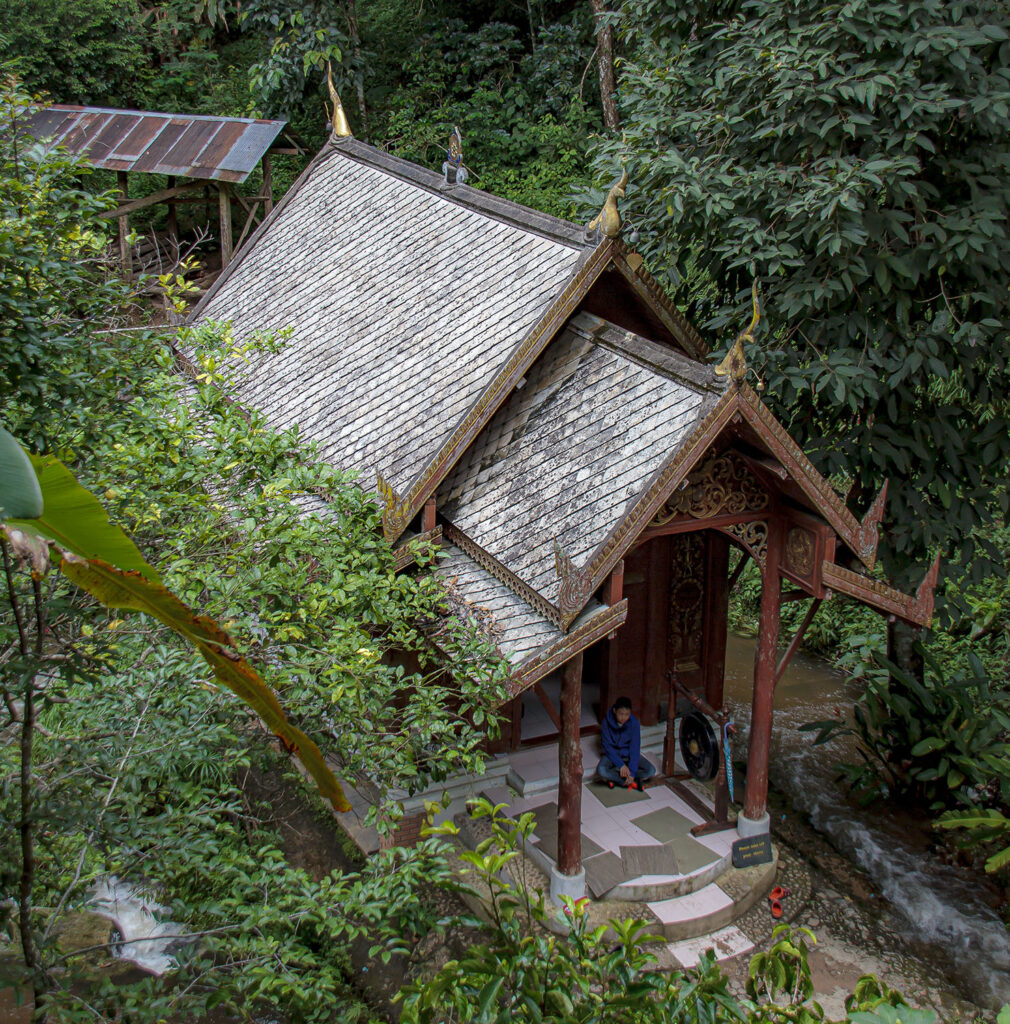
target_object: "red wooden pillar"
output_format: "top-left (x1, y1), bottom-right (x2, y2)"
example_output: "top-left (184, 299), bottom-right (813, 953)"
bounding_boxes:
top-left (742, 518), bottom-right (784, 824)
top-left (557, 652), bottom-right (584, 875)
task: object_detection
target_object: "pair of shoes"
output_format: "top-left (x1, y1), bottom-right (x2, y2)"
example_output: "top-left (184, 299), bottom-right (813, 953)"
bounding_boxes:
top-left (768, 885), bottom-right (793, 919)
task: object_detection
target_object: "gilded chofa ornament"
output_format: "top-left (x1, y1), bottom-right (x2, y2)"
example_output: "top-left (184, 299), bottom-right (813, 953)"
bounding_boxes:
top-left (715, 281), bottom-right (760, 383)
top-left (652, 451), bottom-right (769, 525)
top-left (587, 166), bottom-right (628, 240)
top-left (326, 63), bottom-right (352, 140)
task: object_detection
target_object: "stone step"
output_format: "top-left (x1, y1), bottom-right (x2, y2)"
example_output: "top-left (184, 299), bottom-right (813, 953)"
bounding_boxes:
top-left (609, 843), bottom-right (732, 902)
top-left (644, 850), bottom-right (778, 941)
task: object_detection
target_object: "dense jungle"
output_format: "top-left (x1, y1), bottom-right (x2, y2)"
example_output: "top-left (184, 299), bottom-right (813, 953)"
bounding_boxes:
top-left (2, 0), bottom-right (1010, 1021)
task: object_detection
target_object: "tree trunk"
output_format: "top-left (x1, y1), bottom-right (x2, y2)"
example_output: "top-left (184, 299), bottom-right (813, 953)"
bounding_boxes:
top-left (344, 0), bottom-right (369, 140)
top-left (589, 0), bottom-right (619, 129)
top-left (887, 618), bottom-right (924, 684)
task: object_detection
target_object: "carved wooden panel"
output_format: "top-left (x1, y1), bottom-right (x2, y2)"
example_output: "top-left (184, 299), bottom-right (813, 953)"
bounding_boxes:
top-left (668, 533), bottom-right (706, 664)
top-left (781, 508), bottom-right (835, 597)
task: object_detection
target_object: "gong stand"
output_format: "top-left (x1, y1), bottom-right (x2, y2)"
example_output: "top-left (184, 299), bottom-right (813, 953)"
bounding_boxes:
top-left (662, 669), bottom-right (737, 836)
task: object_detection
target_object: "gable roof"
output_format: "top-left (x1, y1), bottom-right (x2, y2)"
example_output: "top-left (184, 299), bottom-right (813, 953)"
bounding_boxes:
top-left (193, 138), bottom-right (591, 505)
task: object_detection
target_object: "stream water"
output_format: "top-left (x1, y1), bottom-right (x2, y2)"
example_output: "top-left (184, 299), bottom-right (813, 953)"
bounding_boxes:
top-left (723, 634), bottom-right (1010, 1009)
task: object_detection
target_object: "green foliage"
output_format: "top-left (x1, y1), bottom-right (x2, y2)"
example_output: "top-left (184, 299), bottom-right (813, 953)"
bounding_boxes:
top-left (244, 0), bottom-right (355, 121)
top-left (0, 0), bottom-right (148, 106)
top-left (377, 17), bottom-right (600, 218)
top-left (0, 73), bottom-right (508, 1020)
top-left (801, 645), bottom-right (1010, 810)
top-left (404, 798), bottom-right (744, 1024)
top-left (936, 807), bottom-right (1010, 873)
top-left (0, 79), bottom-right (139, 454)
top-left (747, 925), bottom-right (819, 1014)
top-left (402, 800), bottom-right (926, 1024)
top-left (598, 0), bottom-right (1010, 599)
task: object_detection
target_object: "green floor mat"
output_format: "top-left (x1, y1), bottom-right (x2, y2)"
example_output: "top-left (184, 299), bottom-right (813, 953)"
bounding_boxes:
top-left (587, 781), bottom-right (651, 807)
top-left (630, 806), bottom-right (696, 842)
top-left (668, 834), bottom-right (720, 874)
top-left (620, 843), bottom-right (680, 878)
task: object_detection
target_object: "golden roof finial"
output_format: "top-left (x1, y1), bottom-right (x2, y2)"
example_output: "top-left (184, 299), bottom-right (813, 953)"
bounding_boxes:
top-left (326, 62), bottom-right (352, 140)
top-left (714, 281), bottom-right (760, 383)
top-left (587, 165), bottom-right (628, 240)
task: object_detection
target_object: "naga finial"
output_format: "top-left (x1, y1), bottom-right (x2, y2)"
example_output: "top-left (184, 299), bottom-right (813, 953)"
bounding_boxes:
top-left (715, 281), bottom-right (760, 383)
top-left (326, 62), bottom-right (352, 140)
top-left (442, 125), bottom-right (468, 185)
top-left (587, 165), bottom-right (628, 240)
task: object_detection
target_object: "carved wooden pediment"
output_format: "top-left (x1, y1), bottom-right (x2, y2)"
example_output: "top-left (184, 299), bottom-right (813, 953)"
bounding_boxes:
top-left (653, 450), bottom-right (769, 526)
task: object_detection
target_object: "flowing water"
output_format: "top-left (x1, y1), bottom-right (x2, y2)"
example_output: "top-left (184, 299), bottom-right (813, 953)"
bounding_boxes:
top-left (723, 634), bottom-right (1010, 1009)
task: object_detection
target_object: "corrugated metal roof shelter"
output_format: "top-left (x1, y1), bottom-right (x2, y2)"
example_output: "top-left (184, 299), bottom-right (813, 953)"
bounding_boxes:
top-left (25, 105), bottom-right (296, 182)
top-left (188, 118), bottom-right (939, 868)
top-left (26, 104), bottom-right (306, 278)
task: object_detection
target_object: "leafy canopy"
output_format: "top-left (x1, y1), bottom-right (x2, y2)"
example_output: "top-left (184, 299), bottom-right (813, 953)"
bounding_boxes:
top-left (598, 0), bottom-right (1010, 593)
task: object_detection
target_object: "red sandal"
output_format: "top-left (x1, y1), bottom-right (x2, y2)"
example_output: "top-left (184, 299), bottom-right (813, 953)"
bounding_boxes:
top-left (769, 898), bottom-right (783, 919)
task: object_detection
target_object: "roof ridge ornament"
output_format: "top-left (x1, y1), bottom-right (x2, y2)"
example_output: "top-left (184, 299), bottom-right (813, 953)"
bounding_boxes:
top-left (326, 62), bottom-right (353, 140)
top-left (715, 280), bottom-right (760, 385)
top-left (586, 165), bottom-right (628, 241)
top-left (442, 126), bottom-right (469, 185)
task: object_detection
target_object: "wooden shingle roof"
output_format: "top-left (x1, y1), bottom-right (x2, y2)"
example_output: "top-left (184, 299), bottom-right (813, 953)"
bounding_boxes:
top-left (438, 313), bottom-right (720, 615)
top-left (194, 139), bottom-right (589, 497)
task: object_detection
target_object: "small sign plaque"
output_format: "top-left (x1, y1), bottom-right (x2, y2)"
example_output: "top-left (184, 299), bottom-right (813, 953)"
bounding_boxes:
top-left (732, 834), bottom-right (773, 868)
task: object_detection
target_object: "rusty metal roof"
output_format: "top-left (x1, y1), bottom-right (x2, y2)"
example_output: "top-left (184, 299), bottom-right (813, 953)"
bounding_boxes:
top-left (25, 105), bottom-right (293, 183)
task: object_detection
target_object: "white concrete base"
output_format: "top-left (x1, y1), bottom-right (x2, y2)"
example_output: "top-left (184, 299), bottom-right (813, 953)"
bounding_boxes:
top-left (736, 811), bottom-right (770, 837)
top-left (549, 865), bottom-right (586, 905)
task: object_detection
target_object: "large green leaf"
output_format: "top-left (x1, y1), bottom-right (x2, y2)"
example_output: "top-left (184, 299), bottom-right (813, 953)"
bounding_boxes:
top-left (5, 453), bottom-right (158, 583)
top-left (58, 551), bottom-right (349, 812)
top-left (0, 426), bottom-right (43, 519)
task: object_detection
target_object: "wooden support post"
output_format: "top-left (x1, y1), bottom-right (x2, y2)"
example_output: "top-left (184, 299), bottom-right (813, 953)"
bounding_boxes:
top-left (643, 538), bottom-right (670, 724)
top-left (166, 175), bottom-right (178, 244)
top-left (703, 531), bottom-right (730, 712)
top-left (218, 183), bottom-right (233, 266)
top-left (533, 682), bottom-right (562, 732)
top-left (663, 672), bottom-right (678, 778)
top-left (727, 550), bottom-right (750, 593)
top-left (604, 559), bottom-right (624, 606)
top-left (422, 498), bottom-right (437, 533)
top-left (604, 561), bottom-right (624, 643)
top-left (557, 652), bottom-right (584, 876)
top-left (116, 171), bottom-right (131, 279)
top-left (743, 518), bottom-right (784, 823)
top-left (262, 154), bottom-right (274, 215)
top-left (774, 598), bottom-right (822, 686)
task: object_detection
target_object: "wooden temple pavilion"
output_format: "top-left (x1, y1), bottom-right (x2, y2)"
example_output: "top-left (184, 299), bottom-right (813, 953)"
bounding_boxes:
top-left (189, 107), bottom-right (938, 897)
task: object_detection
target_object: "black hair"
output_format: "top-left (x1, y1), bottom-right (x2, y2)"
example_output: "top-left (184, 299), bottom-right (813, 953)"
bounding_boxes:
top-left (613, 697), bottom-right (632, 711)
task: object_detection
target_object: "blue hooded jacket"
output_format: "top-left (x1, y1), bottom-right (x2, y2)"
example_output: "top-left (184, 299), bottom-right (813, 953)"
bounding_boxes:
top-left (601, 707), bottom-right (641, 776)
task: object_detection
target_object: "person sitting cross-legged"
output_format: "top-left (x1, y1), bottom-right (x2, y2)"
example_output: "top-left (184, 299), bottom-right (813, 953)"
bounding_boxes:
top-left (597, 697), bottom-right (656, 789)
